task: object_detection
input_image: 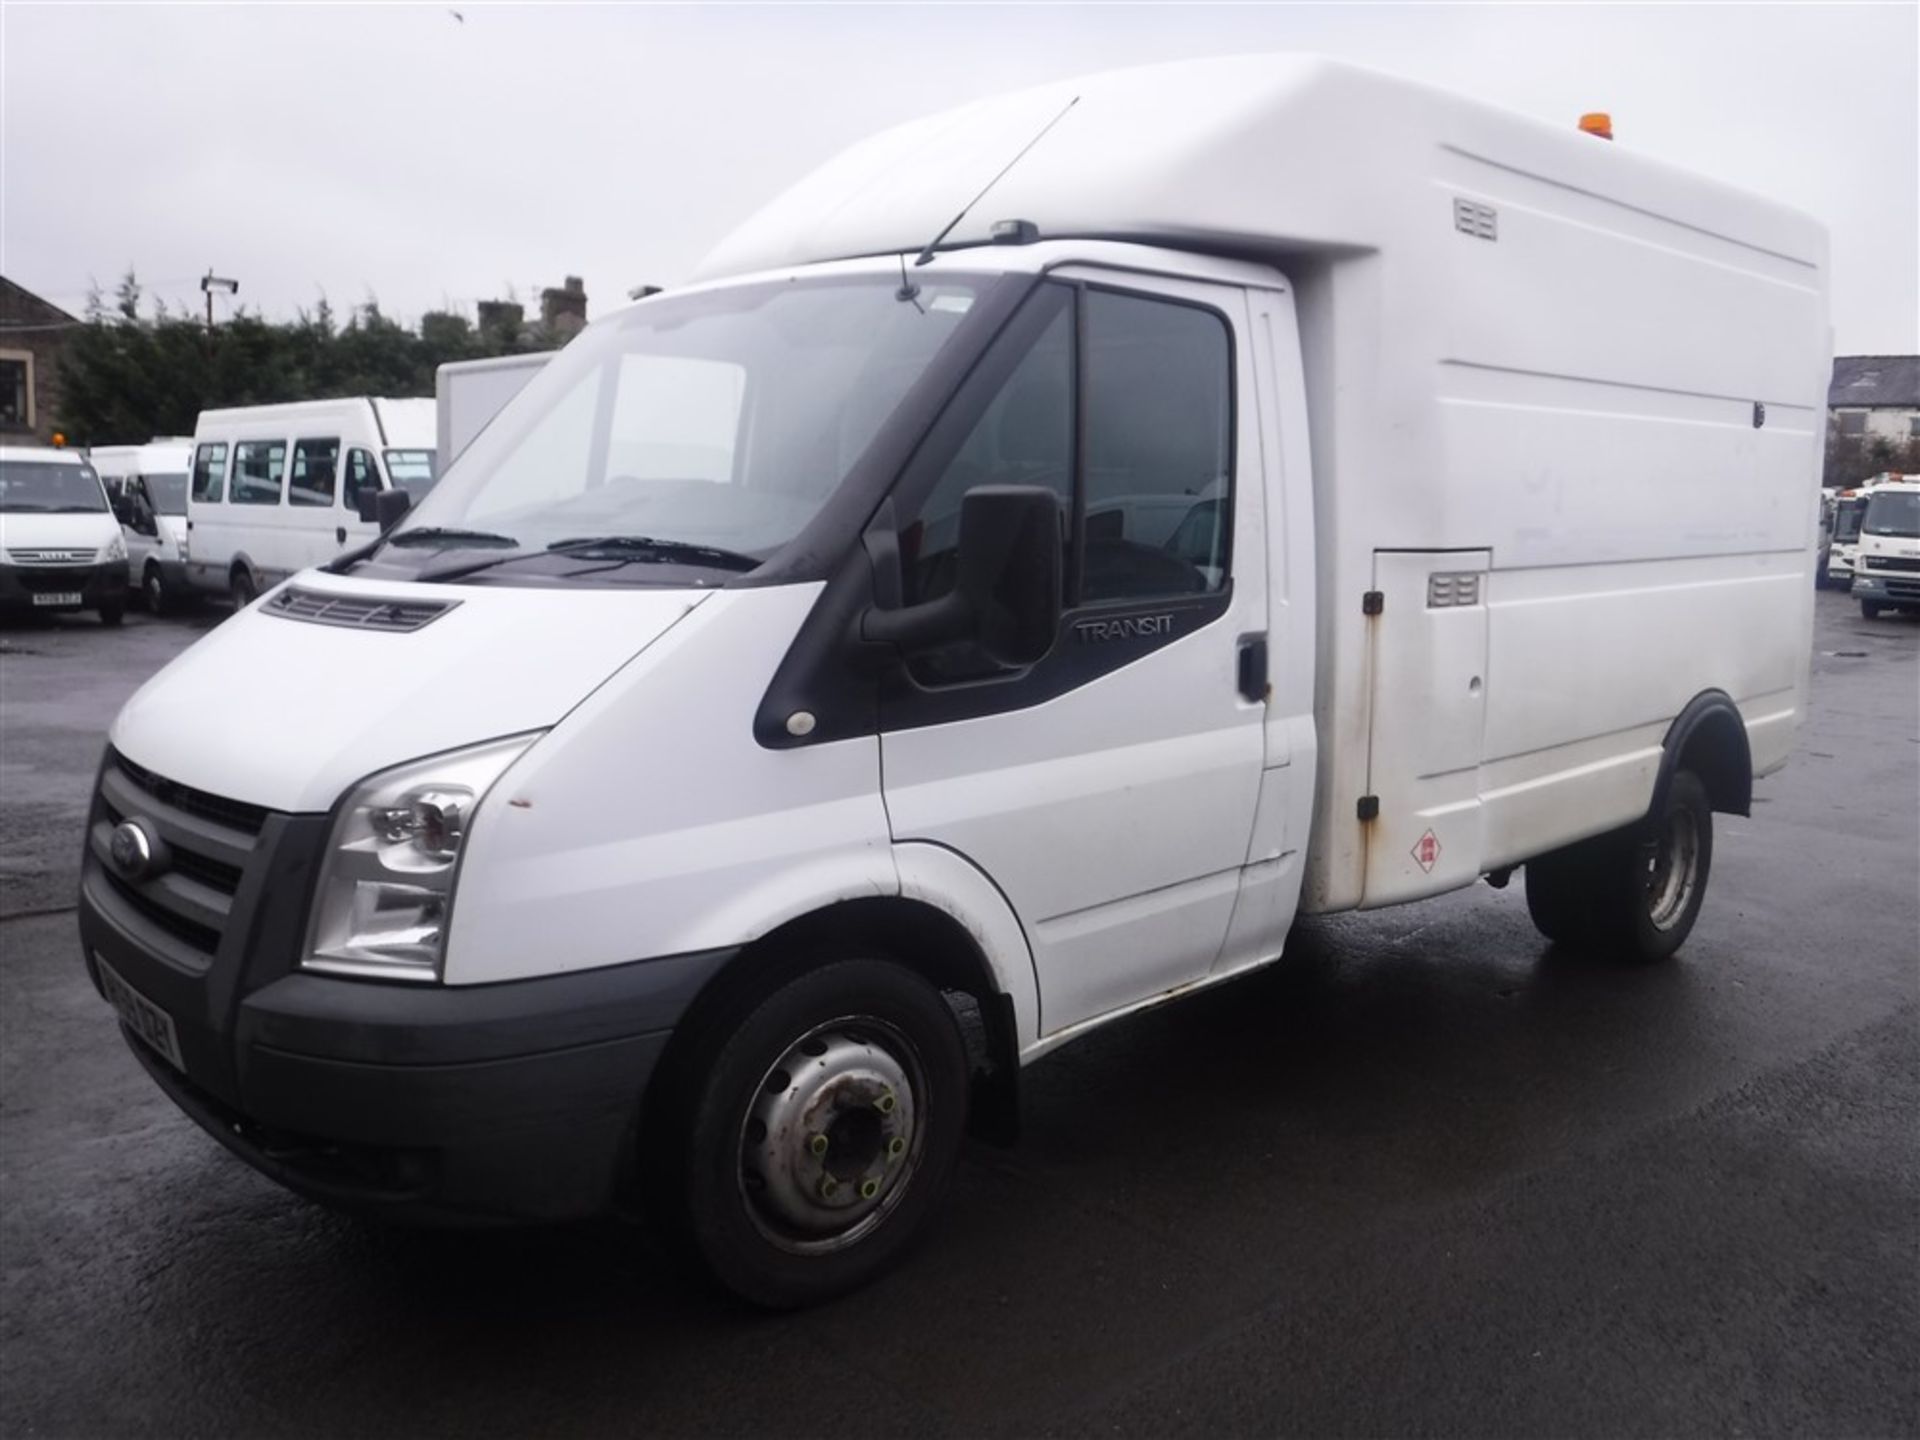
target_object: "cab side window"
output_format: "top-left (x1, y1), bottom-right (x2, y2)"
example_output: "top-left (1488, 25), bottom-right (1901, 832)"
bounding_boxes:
top-left (1081, 291), bottom-right (1231, 602)
top-left (231, 440), bottom-right (286, 506)
top-left (344, 449), bottom-right (382, 513)
top-left (289, 438), bottom-right (340, 507)
top-left (897, 282), bottom-right (1234, 682)
top-left (191, 443), bottom-right (228, 504)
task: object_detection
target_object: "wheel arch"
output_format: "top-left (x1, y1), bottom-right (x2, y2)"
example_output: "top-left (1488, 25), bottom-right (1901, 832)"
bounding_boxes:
top-left (1660, 689), bottom-right (1752, 818)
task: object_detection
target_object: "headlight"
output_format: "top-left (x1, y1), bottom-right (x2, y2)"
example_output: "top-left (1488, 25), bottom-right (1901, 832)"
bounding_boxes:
top-left (100, 534), bottom-right (126, 563)
top-left (304, 733), bottom-right (542, 982)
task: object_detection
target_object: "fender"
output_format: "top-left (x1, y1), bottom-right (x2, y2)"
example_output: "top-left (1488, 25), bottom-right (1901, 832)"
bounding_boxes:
top-left (892, 840), bottom-right (1042, 1056)
top-left (1657, 689), bottom-right (1753, 817)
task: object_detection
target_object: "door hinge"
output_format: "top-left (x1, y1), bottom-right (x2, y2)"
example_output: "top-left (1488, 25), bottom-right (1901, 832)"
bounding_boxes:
top-left (1357, 795), bottom-right (1380, 821)
top-left (1362, 590), bottom-right (1384, 616)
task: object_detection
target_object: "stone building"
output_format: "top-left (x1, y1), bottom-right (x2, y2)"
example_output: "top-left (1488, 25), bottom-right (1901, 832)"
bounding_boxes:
top-left (0, 276), bottom-right (79, 444)
top-left (1829, 356), bottom-right (1920, 444)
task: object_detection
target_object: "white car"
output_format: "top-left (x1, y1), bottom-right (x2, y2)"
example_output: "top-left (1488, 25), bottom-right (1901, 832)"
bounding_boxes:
top-left (0, 445), bottom-right (129, 624)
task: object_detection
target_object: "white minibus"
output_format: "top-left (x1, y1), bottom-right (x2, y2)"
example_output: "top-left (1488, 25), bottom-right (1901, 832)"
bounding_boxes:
top-left (184, 397), bottom-right (436, 605)
top-left (91, 439), bottom-right (195, 612)
top-left (81, 56), bottom-right (1828, 1306)
top-left (1, 445), bottom-right (129, 623)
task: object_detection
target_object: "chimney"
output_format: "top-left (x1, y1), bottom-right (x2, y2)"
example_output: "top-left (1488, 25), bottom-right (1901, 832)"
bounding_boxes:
top-left (540, 275), bottom-right (587, 337)
top-left (476, 298), bottom-right (524, 335)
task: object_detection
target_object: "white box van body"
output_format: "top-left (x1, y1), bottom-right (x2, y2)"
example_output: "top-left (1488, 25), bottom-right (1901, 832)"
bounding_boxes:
top-left (1850, 477), bottom-right (1920, 617)
top-left (91, 439), bottom-right (195, 612)
top-left (1, 444), bottom-right (130, 623)
top-left (184, 397), bottom-right (436, 605)
top-left (436, 353), bottom-right (553, 468)
top-left (79, 57), bottom-right (1827, 1305)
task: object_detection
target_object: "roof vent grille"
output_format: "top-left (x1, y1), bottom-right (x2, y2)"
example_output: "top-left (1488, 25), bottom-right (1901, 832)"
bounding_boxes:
top-left (263, 587), bottom-right (458, 633)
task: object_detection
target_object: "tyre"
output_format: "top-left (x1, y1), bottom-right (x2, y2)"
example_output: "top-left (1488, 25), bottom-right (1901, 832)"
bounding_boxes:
top-left (98, 599), bottom-right (125, 627)
top-left (660, 959), bottom-right (970, 1308)
top-left (142, 563), bottom-right (169, 616)
top-left (1861, 599), bottom-right (1883, 619)
top-left (230, 566), bottom-right (257, 610)
top-left (1525, 770), bottom-right (1713, 962)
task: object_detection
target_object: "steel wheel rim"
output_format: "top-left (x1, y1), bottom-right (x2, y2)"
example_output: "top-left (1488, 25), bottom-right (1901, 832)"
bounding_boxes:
top-left (736, 1014), bottom-right (929, 1256)
top-left (1645, 806), bottom-right (1700, 931)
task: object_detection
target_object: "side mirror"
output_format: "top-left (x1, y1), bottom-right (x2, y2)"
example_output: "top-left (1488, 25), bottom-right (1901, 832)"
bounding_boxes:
top-left (862, 485), bottom-right (1062, 668)
top-left (359, 487), bottom-right (411, 529)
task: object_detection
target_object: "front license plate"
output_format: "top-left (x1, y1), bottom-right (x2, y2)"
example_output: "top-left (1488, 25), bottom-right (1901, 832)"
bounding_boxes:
top-left (31, 592), bottom-right (82, 606)
top-left (95, 955), bottom-right (186, 1072)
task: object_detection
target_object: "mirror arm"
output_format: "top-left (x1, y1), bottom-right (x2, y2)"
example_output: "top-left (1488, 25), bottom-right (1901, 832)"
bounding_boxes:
top-left (860, 591), bottom-right (971, 649)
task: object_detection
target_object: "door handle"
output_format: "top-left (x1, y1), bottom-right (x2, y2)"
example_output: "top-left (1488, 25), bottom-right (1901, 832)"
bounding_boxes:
top-left (1238, 635), bottom-right (1269, 703)
top-left (335, 526), bottom-right (347, 545)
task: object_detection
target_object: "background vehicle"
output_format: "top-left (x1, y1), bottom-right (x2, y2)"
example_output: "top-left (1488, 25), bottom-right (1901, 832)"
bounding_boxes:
top-left (184, 397), bottom-right (435, 606)
top-left (0, 445), bottom-right (129, 624)
top-left (81, 55), bottom-right (1828, 1307)
top-left (1826, 488), bottom-right (1872, 588)
top-left (1850, 478), bottom-right (1920, 617)
top-left (436, 353), bottom-right (553, 468)
top-left (91, 439), bottom-right (194, 613)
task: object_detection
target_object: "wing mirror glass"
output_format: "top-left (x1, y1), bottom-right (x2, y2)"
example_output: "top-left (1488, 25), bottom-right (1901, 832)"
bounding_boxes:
top-left (862, 485), bottom-right (1062, 668)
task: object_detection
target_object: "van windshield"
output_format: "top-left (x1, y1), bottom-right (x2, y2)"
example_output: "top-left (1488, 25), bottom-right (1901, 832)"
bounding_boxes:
top-left (389, 275), bottom-right (983, 573)
top-left (0, 460), bottom-right (107, 513)
top-left (384, 450), bottom-right (438, 500)
top-left (144, 473), bottom-right (189, 515)
top-left (1862, 490), bottom-right (1920, 537)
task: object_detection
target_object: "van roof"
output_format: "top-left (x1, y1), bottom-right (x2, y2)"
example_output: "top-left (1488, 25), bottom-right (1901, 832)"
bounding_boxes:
top-left (696, 53), bottom-right (1826, 282)
top-left (0, 444), bottom-right (91, 465)
top-left (193, 395), bottom-right (434, 447)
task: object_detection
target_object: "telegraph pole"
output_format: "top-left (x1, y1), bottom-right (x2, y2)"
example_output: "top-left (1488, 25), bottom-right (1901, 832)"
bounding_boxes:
top-left (200, 271), bottom-right (239, 359)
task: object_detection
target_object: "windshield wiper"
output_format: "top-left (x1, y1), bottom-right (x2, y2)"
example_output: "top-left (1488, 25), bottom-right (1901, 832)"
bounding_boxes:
top-left (544, 535), bottom-right (761, 571)
top-left (386, 526), bottom-right (521, 549)
top-left (416, 534), bottom-right (759, 584)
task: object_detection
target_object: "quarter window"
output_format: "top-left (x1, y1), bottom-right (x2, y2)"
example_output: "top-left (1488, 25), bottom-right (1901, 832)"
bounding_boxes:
top-left (191, 442), bottom-right (228, 503)
top-left (289, 437), bottom-right (340, 507)
top-left (231, 440), bottom-right (286, 506)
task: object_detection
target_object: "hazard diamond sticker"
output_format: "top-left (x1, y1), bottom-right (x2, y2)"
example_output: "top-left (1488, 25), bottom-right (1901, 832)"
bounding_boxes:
top-left (1411, 829), bottom-right (1441, 873)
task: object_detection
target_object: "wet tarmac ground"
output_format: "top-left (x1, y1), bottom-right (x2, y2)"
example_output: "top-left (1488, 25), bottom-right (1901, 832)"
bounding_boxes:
top-left (2, 593), bottom-right (1915, 1437)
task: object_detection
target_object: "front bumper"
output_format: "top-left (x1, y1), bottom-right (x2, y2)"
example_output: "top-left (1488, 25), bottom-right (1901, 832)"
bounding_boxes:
top-left (77, 749), bottom-right (731, 1222)
top-left (1852, 571), bottom-right (1920, 607)
top-left (0, 559), bottom-right (129, 611)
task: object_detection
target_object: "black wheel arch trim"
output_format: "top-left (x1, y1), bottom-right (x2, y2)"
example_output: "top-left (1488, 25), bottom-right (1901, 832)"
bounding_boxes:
top-left (1658, 689), bottom-right (1752, 818)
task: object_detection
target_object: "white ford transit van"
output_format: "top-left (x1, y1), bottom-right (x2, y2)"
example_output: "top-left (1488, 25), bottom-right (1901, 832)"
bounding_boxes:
top-left (91, 439), bottom-right (195, 613)
top-left (184, 397), bottom-right (436, 606)
top-left (79, 56), bottom-right (1828, 1306)
top-left (1, 445), bottom-right (129, 624)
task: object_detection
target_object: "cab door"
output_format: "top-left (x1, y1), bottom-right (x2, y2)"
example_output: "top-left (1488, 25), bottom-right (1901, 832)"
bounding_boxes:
top-left (878, 274), bottom-right (1269, 1037)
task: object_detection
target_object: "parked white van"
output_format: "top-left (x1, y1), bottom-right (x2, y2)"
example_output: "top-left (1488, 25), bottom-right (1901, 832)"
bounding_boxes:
top-left (1, 444), bottom-right (130, 624)
top-left (184, 397), bottom-right (436, 605)
top-left (80, 57), bottom-right (1827, 1306)
top-left (436, 353), bottom-right (553, 467)
top-left (90, 439), bottom-right (195, 613)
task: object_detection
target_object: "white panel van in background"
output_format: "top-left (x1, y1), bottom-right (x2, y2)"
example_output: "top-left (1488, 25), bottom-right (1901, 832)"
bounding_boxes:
top-left (90, 439), bottom-right (195, 612)
top-left (185, 397), bottom-right (436, 606)
top-left (436, 353), bottom-right (553, 469)
top-left (82, 56), bottom-right (1829, 1307)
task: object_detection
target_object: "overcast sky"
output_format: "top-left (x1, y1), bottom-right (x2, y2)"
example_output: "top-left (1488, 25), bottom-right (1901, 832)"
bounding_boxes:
top-left (3, 3), bottom-right (1914, 353)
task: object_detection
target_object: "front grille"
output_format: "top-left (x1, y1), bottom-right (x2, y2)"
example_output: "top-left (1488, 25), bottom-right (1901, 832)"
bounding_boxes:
top-left (113, 751), bottom-right (267, 836)
top-left (14, 565), bottom-right (93, 594)
top-left (8, 548), bottom-right (95, 565)
top-left (263, 586), bottom-right (458, 633)
top-left (93, 751), bottom-right (273, 964)
top-left (1883, 579), bottom-right (1920, 601)
top-left (1863, 555), bottom-right (1920, 573)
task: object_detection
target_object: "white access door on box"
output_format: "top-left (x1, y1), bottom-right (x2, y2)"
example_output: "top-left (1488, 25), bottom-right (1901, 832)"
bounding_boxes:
top-left (879, 271), bottom-right (1270, 1038)
top-left (1361, 549), bottom-right (1491, 906)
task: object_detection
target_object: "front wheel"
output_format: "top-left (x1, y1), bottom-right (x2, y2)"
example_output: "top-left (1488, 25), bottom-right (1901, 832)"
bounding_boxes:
top-left (664, 959), bottom-right (970, 1308)
top-left (98, 599), bottom-right (125, 627)
top-left (1861, 599), bottom-right (1883, 619)
top-left (142, 564), bottom-right (169, 615)
top-left (230, 566), bottom-right (258, 610)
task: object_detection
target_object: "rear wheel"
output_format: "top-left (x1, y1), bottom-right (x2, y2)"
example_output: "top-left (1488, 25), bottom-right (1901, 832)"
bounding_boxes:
top-left (230, 565), bottom-right (257, 610)
top-left (1524, 770), bottom-right (1713, 963)
top-left (660, 959), bottom-right (969, 1308)
top-left (1861, 599), bottom-right (1883, 619)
